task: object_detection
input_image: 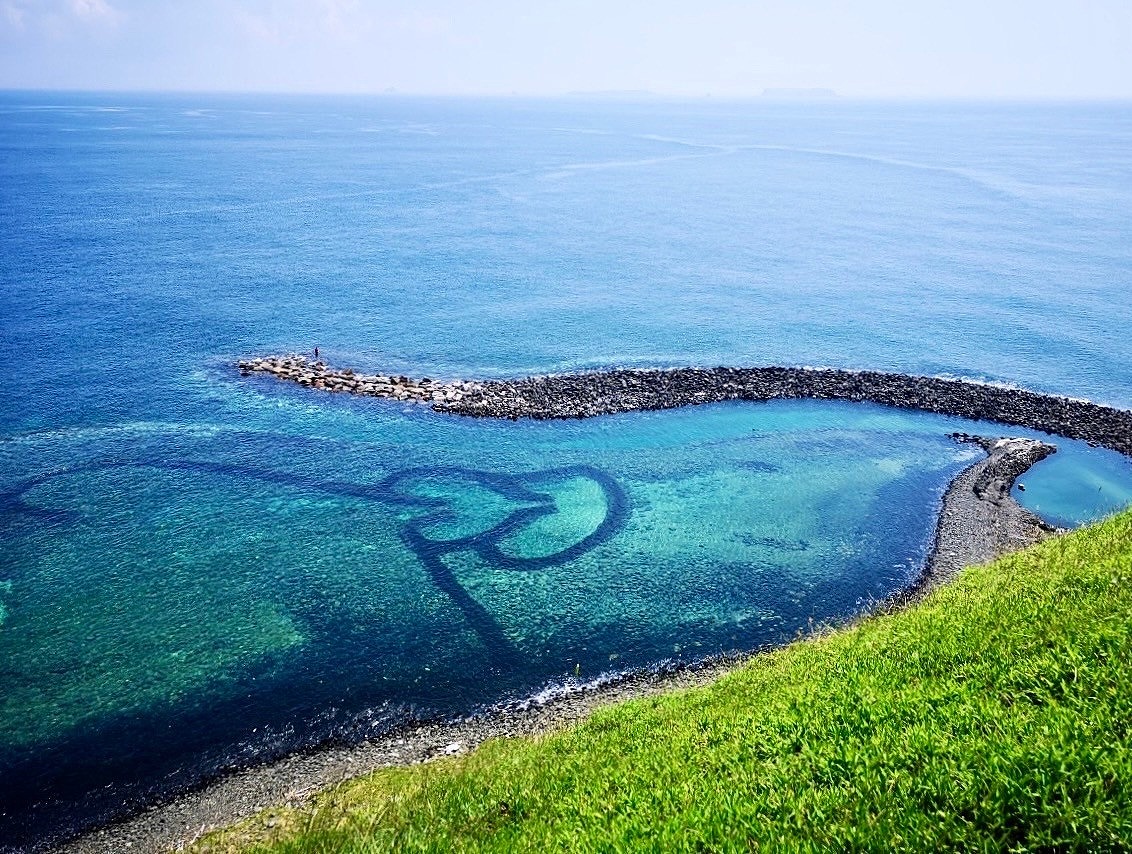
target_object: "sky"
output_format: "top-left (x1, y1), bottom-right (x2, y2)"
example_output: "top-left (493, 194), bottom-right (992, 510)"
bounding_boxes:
top-left (1, 0), bottom-right (1130, 98)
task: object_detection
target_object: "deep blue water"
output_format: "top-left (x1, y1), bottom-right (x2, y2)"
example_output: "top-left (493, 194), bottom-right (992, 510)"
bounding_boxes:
top-left (2, 93), bottom-right (1132, 848)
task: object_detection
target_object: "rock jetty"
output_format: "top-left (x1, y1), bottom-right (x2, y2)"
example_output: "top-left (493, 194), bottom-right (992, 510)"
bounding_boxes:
top-left (240, 357), bottom-right (1132, 457)
top-left (238, 355), bottom-right (482, 404)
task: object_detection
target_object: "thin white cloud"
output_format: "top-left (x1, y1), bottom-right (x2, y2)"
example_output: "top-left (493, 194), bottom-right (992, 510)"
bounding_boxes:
top-left (316, 0), bottom-right (359, 37)
top-left (69, 0), bottom-right (119, 22)
top-left (234, 1), bottom-right (363, 45)
top-left (0, 0), bottom-right (121, 35)
top-left (235, 8), bottom-right (282, 44)
top-left (1, 1), bottom-right (27, 30)
top-left (232, 2), bottom-right (454, 48)
top-left (392, 11), bottom-right (451, 38)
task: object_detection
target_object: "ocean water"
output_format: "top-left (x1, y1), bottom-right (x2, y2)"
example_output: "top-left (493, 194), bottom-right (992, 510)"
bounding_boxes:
top-left (2, 93), bottom-right (1132, 847)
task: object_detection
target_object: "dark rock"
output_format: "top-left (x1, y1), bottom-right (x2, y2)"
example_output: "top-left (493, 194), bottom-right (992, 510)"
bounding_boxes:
top-left (236, 358), bottom-right (1132, 459)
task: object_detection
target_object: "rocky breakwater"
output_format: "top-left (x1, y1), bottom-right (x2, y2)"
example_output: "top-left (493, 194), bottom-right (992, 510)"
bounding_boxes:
top-left (237, 358), bottom-right (1132, 459)
top-left (237, 355), bottom-right (482, 405)
top-left (443, 367), bottom-right (1132, 458)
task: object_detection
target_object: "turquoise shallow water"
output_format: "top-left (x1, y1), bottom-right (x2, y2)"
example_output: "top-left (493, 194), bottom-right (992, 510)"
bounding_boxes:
top-left (1, 93), bottom-right (1132, 846)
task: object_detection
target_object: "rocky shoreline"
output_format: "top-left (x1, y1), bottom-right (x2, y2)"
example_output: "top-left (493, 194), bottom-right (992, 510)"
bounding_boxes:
top-left (240, 356), bottom-right (1132, 455)
top-left (894, 434), bottom-right (1059, 606)
top-left (55, 360), bottom-right (1117, 854)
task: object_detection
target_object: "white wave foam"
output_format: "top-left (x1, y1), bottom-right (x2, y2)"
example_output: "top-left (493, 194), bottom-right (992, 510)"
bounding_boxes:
top-left (0, 420), bottom-right (238, 446)
top-left (931, 371), bottom-right (1029, 390)
top-left (504, 668), bottom-right (633, 711)
top-left (739, 143), bottom-right (1055, 204)
top-left (538, 149), bottom-right (733, 181)
top-left (635, 133), bottom-right (732, 151)
top-left (549, 127), bottom-right (615, 136)
top-left (952, 446), bottom-right (984, 463)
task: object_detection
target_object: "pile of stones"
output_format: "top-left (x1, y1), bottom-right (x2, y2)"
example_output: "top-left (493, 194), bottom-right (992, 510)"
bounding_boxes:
top-left (237, 355), bottom-right (482, 404)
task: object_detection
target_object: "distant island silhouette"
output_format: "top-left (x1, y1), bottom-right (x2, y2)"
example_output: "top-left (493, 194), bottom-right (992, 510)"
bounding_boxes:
top-left (762, 87), bottom-right (839, 99)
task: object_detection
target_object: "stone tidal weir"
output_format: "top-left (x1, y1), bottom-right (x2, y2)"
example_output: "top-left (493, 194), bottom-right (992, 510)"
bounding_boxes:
top-left (66, 360), bottom-right (1130, 854)
top-left (239, 355), bottom-right (1132, 456)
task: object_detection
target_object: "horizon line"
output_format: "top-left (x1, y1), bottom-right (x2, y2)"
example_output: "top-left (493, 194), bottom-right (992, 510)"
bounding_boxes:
top-left (2, 86), bottom-right (1131, 104)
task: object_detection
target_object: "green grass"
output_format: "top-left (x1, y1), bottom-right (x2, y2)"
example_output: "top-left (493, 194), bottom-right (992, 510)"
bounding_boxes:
top-left (197, 509), bottom-right (1132, 852)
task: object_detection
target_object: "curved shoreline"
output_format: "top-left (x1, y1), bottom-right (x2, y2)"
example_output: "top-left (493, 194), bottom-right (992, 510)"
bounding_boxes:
top-left (58, 361), bottom-right (1130, 853)
top-left (898, 434), bottom-right (1058, 605)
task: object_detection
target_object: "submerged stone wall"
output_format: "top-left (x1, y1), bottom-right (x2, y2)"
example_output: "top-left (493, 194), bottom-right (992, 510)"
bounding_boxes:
top-left (238, 357), bottom-right (1132, 457)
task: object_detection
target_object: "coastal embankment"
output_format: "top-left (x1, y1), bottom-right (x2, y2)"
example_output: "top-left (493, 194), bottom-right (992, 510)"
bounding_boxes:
top-left (239, 356), bottom-right (1132, 455)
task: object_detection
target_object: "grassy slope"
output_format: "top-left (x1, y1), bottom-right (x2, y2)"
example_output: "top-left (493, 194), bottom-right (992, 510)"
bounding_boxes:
top-left (198, 509), bottom-right (1132, 853)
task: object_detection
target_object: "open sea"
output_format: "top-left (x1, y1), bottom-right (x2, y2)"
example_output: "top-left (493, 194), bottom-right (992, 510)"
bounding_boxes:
top-left (2, 93), bottom-right (1132, 848)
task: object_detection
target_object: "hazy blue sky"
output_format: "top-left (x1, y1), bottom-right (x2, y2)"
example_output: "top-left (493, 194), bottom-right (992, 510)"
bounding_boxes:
top-left (1, 0), bottom-right (1130, 97)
